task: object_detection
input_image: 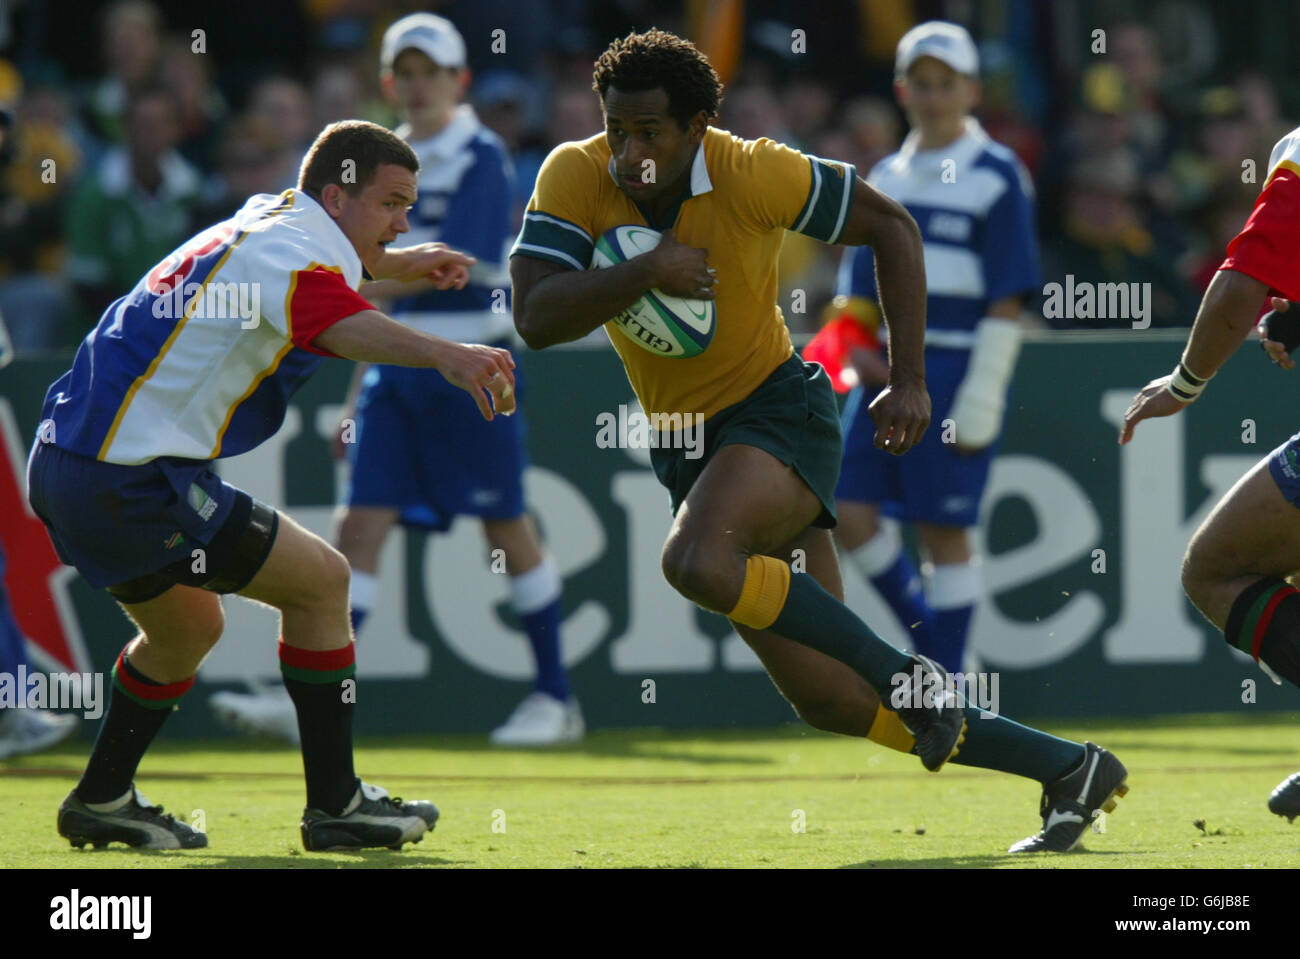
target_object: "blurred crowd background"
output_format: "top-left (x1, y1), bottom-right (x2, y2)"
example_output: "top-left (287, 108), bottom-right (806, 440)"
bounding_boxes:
top-left (0, 0), bottom-right (1296, 354)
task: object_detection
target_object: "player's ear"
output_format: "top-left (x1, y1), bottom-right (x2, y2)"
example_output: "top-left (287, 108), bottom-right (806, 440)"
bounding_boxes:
top-left (458, 68), bottom-right (472, 97)
top-left (687, 110), bottom-right (707, 144)
top-left (319, 182), bottom-right (347, 217)
top-left (966, 76), bottom-right (982, 110)
top-left (380, 70), bottom-right (398, 104)
top-left (894, 79), bottom-right (909, 108)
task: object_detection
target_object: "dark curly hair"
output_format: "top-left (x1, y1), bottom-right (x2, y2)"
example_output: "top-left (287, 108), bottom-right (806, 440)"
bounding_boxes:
top-left (592, 29), bottom-right (722, 130)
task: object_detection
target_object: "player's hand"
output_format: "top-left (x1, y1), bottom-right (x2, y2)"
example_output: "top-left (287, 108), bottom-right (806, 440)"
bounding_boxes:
top-left (438, 343), bottom-right (517, 420)
top-left (1118, 375), bottom-right (1189, 445)
top-left (646, 228), bottom-right (716, 300)
top-left (382, 243), bottom-right (476, 289)
top-left (1258, 295), bottom-right (1295, 370)
top-left (868, 377), bottom-right (930, 455)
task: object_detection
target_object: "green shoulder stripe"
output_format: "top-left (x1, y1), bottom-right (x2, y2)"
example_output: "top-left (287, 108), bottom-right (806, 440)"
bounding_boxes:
top-left (792, 157), bottom-right (857, 244)
top-left (512, 212), bottom-right (594, 270)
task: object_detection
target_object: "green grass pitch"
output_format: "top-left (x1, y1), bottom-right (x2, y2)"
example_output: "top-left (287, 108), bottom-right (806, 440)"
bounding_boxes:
top-left (2, 713), bottom-right (1298, 868)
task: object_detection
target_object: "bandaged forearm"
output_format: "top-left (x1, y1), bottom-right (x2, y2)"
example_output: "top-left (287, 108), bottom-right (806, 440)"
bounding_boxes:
top-left (949, 317), bottom-right (1022, 448)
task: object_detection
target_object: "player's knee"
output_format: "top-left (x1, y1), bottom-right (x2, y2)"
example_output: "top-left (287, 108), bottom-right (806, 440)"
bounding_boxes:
top-left (296, 540), bottom-right (351, 607)
top-left (319, 544), bottom-right (351, 599)
top-left (177, 601), bottom-right (225, 654)
top-left (661, 539), bottom-right (733, 610)
top-left (1180, 545), bottom-right (1213, 605)
top-left (918, 524), bottom-right (971, 564)
top-left (834, 503), bottom-right (880, 552)
top-left (660, 538), bottom-right (702, 598)
top-left (857, 512), bottom-right (881, 545)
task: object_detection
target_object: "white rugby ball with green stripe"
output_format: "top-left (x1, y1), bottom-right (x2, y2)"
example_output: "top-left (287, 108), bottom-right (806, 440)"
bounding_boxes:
top-left (590, 225), bottom-right (716, 358)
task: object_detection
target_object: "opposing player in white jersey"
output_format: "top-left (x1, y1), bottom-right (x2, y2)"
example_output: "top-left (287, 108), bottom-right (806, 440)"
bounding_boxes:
top-left (832, 22), bottom-right (1039, 674)
top-left (212, 14), bottom-right (583, 747)
top-left (28, 119), bottom-right (516, 850)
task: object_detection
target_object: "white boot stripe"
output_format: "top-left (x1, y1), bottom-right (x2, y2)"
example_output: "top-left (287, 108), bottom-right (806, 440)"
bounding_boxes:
top-left (1075, 752), bottom-right (1099, 805)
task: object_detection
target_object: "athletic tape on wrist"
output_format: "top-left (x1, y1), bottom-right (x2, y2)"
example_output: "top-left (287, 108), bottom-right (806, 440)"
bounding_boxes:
top-left (1166, 360), bottom-right (1211, 403)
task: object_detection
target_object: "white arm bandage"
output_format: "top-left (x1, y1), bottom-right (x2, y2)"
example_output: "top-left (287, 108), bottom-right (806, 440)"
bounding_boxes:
top-left (949, 317), bottom-right (1023, 448)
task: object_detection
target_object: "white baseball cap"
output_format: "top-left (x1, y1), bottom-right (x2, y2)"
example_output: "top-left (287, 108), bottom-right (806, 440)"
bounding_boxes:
top-left (381, 13), bottom-right (467, 71)
top-left (895, 21), bottom-right (979, 77)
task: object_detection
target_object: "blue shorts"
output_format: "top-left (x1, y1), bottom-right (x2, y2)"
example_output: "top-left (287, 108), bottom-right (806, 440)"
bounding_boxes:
top-left (836, 349), bottom-right (997, 526)
top-left (345, 348), bottom-right (528, 531)
top-left (26, 441), bottom-right (246, 590)
top-left (1267, 430), bottom-right (1300, 505)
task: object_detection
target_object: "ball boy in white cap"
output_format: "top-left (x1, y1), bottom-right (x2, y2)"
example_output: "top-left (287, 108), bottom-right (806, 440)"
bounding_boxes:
top-left (832, 21), bottom-right (1041, 675)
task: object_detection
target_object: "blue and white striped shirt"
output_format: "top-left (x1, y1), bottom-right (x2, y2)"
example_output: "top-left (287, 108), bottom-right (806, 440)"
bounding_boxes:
top-left (839, 118), bottom-right (1039, 348)
top-left (391, 105), bottom-right (516, 343)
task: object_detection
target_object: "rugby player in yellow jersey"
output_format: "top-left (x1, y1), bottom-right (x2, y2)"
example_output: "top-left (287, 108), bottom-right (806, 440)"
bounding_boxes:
top-left (511, 29), bottom-right (1128, 852)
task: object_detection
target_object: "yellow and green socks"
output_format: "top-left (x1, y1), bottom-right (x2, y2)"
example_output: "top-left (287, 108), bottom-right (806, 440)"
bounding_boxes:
top-left (729, 555), bottom-right (914, 690)
top-left (730, 556), bottom-right (1086, 782)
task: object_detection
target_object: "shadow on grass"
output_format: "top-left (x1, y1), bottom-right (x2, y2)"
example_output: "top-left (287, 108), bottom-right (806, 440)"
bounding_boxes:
top-left (8, 716), bottom-right (1297, 781)
top-left (51, 727), bottom-right (825, 767)
top-left (55, 847), bottom-right (472, 868)
top-left (0, 727), bottom-right (807, 780)
top-left (362, 724), bottom-right (836, 766)
top-left (841, 849), bottom-right (1133, 868)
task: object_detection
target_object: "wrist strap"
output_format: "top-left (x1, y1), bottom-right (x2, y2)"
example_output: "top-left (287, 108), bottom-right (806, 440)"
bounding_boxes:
top-left (1166, 360), bottom-right (1211, 402)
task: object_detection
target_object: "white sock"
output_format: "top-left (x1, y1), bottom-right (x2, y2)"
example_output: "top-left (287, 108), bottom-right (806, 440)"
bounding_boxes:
top-left (927, 561), bottom-right (981, 609)
top-left (509, 554), bottom-right (562, 615)
top-left (846, 521), bottom-right (902, 579)
top-left (350, 570), bottom-right (378, 615)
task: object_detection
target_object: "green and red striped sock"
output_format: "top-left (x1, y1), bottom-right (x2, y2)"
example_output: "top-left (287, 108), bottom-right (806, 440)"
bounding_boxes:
top-left (76, 650), bottom-right (194, 804)
top-left (280, 641), bottom-right (358, 816)
top-left (1224, 577), bottom-right (1300, 686)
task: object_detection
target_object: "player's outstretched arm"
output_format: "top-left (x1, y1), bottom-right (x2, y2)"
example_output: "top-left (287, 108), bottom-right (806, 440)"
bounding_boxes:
top-left (512, 228), bottom-right (716, 350)
top-left (315, 309), bottom-right (516, 420)
top-left (370, 243), bottom-right (477, 288)
top-left (837, 179), bottom-right (930, 455)
top-left (1120, 268), bottom-right (1268, 445)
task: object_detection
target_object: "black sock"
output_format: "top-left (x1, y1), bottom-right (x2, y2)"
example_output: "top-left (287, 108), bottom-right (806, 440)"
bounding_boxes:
top-left (280, 642), bottom-right (357, 815)
top-left (76, 651), bottom-right (193, 804)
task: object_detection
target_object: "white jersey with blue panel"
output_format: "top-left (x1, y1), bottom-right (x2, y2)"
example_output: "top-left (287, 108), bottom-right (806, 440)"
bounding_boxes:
top-left (37, 189), bottom-right (374, 465)
top-left (390, 105), bottom-right (515, 344)
top-left (838, 118), bottom-right (1039, 349)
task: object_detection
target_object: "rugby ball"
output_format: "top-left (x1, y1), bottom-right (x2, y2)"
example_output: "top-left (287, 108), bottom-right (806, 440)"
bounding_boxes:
top-left (590, 225), bottom-right (716, 358)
